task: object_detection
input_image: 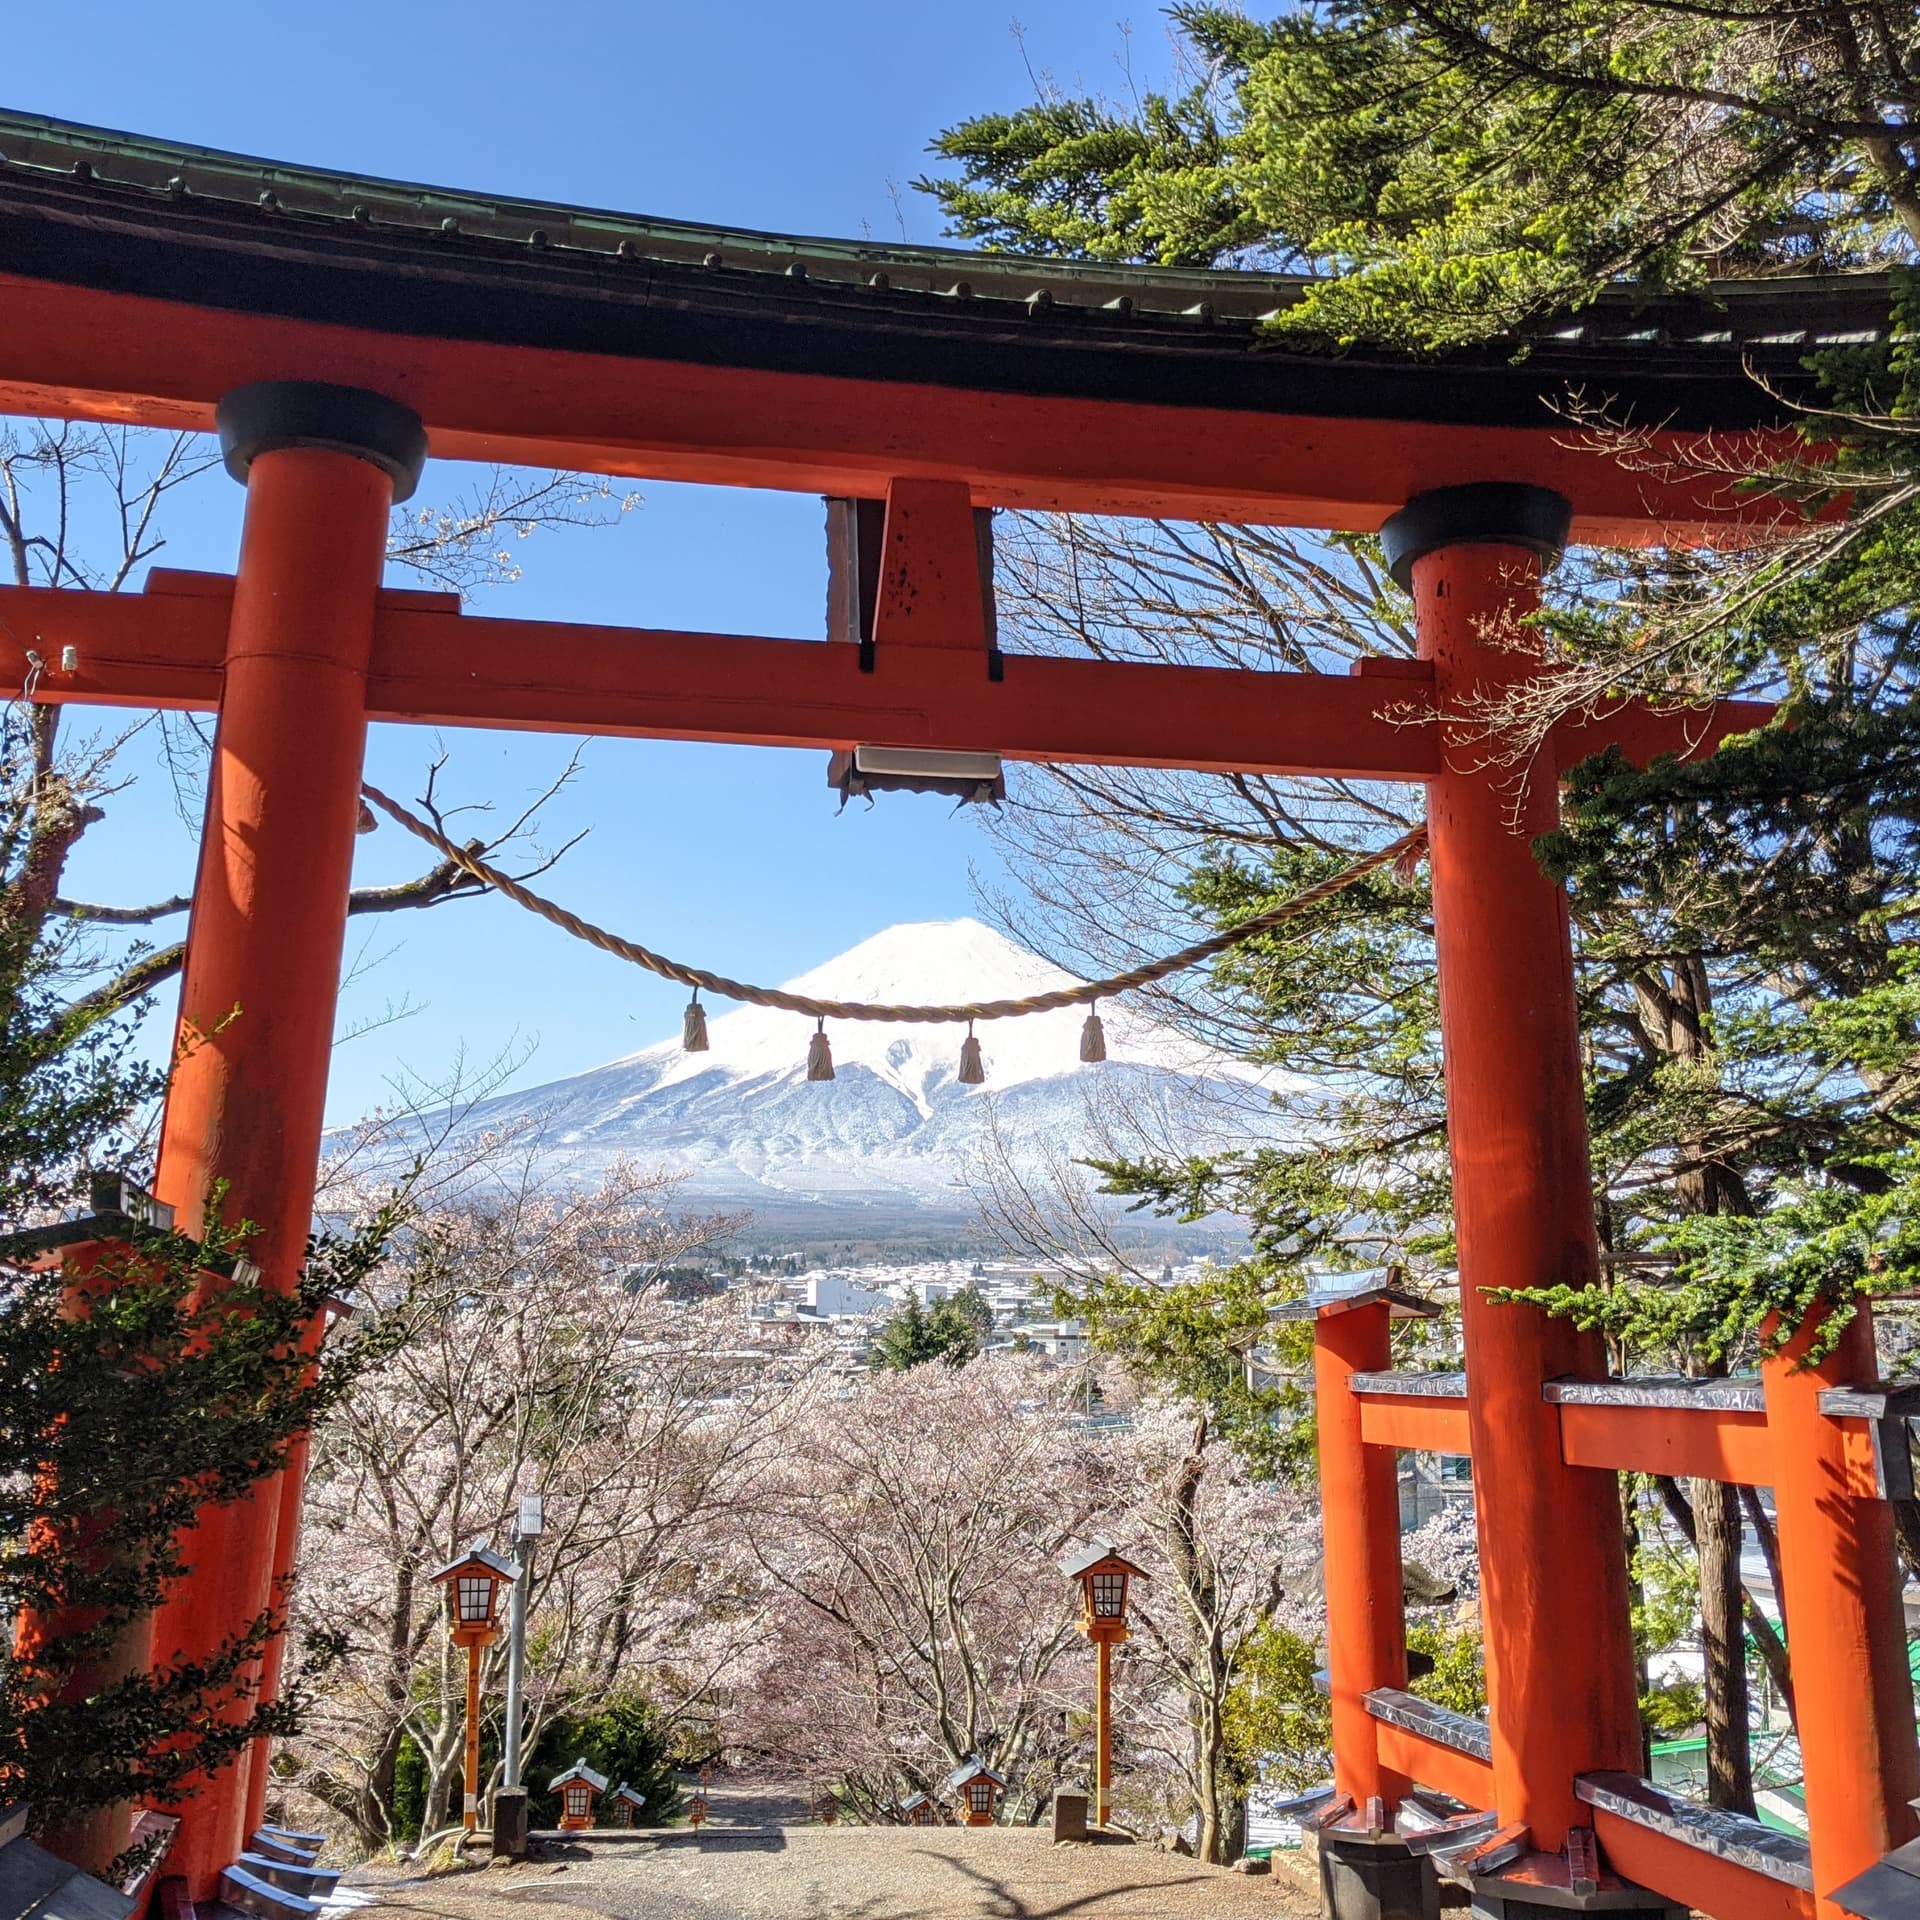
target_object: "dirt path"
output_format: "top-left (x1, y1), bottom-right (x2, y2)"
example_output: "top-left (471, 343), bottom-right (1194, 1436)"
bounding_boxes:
top-left (696, 1780), bottom-right (812, 1828)
top-left (347, 1823), bottom-right (1318, 1920)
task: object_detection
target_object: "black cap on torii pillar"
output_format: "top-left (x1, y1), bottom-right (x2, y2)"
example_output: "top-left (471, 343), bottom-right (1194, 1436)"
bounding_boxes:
top-left (1379, 482), bottom-right (1574, 593)
top-left (216, 380), bottom-right (429, 501)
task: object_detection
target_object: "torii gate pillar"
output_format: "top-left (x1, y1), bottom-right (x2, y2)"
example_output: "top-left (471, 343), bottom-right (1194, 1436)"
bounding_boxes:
top-left (1387, 486), bottom-right (1645, 1846)
top-left (147, 384), bottom-right (425, 1896)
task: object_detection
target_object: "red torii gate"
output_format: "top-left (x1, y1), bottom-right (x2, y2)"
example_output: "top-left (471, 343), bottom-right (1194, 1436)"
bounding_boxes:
top-left (0, 112), bottom-right (1913, 1920)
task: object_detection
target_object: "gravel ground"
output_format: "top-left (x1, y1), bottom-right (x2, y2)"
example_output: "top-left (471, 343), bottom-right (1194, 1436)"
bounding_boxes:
top-left (345, 1820), bottom-right (1319, 1920)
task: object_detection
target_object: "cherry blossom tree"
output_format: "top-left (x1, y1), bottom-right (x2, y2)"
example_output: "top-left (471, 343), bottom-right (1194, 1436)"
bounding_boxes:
top-left (715, 1357), bottom-right (1315, 1851)
top-left (720, 1356), bottom-right (1106, 1822)
top-left (1098, 1404), bottom-right (1318, 1860)
top-left (279, 1136), bottom-right (817, 1850)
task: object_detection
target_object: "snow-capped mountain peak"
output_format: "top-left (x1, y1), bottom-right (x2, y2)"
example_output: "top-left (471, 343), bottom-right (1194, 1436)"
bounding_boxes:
top-left (401, 920), bottom-right (1297, 1242)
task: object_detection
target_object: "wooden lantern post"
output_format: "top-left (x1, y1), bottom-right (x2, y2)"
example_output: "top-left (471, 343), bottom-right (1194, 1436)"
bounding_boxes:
top-left (609, 1783), bottom-right (646, 1829)
top-left (1060, 1542), bottom-right (1148, 1827)
top-left (430, 1544), bottom-right (518, 1833)
top-left (944, 1757), bottom-right (1007, 1829)
top-left (548, 1760), bottom-right (608, 1833)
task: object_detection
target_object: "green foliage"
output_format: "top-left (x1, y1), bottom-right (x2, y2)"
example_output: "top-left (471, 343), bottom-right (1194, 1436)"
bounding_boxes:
top-left (1522, 664), bottom-right (1920, 1364)
top-left (871, 1287), bottom-right (993, 1371)
top-left (921, 58), bottom-right (1264, 267)
top-left (1405, 1621), bottom-right (1486, 1717)
top-left (0, 1210), bottom-right (400, 1834)
top-left (0, 704), bottom-right (406, 1840)
top-left (1223, 1617), bottom-right (1486, 1789)
top-left (390, 1724), bottom-right (428, 1845)
top-left (529, 1690), bottom-right (681, 1826)
top-left (923, 2), bottom-right (1920, 348)
top-left (1632, 1533), bottom-right (1708, 1737)
top-left (1052, 1266), bottom-right (1310, 1477)
top-left (1221, 1620), bottom-right (1331, 1791)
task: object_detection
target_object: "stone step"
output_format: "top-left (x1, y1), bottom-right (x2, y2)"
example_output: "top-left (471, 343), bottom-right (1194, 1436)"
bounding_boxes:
top-left (253, 1825), bottom-right (326, 1852)
top-left (244, 1833), bottom-right (320, 1868)
top-left (232, 1852), bottom-right (342, 1899)
top-left (217, 1862), bottom-right (321, 1920)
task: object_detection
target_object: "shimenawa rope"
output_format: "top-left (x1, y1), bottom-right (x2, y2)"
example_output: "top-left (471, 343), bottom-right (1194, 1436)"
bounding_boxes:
top-left (358, 780), bottom-right (1425, 1026)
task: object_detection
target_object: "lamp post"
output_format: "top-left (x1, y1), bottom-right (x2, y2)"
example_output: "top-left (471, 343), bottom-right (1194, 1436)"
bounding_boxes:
top-left (1059, 1541), bottom-right (1148, 1828)
top-left (430, 1543), bottom-right (519, 1834)
top-left (502, 1491), bottom-right (543, 1794)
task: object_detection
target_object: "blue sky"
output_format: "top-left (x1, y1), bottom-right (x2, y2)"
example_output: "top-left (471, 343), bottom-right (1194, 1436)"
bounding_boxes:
top-left (10, 2), bottom-right (1181, 1123)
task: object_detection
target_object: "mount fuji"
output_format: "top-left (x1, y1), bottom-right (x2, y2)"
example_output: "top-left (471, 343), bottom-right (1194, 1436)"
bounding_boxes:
top-left (400, 920), bottom-right (1304, 1247)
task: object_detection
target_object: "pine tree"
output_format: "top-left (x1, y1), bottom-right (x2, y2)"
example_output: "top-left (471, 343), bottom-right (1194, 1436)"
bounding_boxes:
top-left (927, 0), bottom-right (1920, 1811)
top-left (0, 701), bottom-right (399, 1867)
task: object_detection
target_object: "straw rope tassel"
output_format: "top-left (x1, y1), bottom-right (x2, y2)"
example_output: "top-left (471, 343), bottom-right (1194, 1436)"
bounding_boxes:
top-left (958, 1021), bottom-right (986, 1086)
top-left (683, 989), bottom-right (710, 1053)
top-left (1079, 1003), bottom-right (1108, 1064)
top-left (807, 1020), bottom-right (836, 1082)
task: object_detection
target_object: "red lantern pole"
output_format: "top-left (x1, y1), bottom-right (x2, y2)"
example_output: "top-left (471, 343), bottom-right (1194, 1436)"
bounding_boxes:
top-left (1094, 1637), bottom-right (1113, 1827)
top-left (463, 1639), bottom-right (484, 1834)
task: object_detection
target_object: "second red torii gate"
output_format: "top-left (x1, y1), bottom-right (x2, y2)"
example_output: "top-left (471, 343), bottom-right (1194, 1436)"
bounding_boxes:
top-left (0, 110), bottom-right (1913, 1920)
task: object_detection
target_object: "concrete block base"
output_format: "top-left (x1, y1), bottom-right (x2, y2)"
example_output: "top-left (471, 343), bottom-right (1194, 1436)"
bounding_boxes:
top-left (1321, 1829), bottom-right (1441, 1920)
top-left (1052, 1794), bottom-right (1089, 1844)
top-left (1464, 1877), bottom-right (1686, 1918)
top-left (492, 1789), bottom-right (530, 1860)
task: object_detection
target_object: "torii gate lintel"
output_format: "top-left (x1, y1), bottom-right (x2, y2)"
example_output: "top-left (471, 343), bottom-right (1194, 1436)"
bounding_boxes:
top-left (7, 311), bottom-right (1906, 1920)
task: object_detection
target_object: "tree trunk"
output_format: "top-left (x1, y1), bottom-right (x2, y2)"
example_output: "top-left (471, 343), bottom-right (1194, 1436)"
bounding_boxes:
top-left (421, 1730), bottom-right (462, 1845)
top-left (1694, 1479), bottom-right (1753, 1813)
top-left (1620, 1477), bottom-right (1652, 1773)
top-left (1737, 1486), bottom-right (1795, 1725)
top-left (362, 1556), bottom-right (416, 1848)
top-left (1193, 1687), bottom-right (1228, 1863)
top-left (1161, 1420), bottom-right (1232, 1864)
top-left (1666, 957), bottom-right (1756, 1812)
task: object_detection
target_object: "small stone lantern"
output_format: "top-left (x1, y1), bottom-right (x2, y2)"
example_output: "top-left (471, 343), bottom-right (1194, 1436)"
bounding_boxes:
top-left (549, 1758), bottom-right (608, 1832)
top-left (945, 1756), bottom-right (1006, 1828)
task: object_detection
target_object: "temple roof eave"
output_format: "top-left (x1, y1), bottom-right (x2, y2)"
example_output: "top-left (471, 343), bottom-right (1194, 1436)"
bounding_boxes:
top-left (0, 107), bottom-right (1897, 437)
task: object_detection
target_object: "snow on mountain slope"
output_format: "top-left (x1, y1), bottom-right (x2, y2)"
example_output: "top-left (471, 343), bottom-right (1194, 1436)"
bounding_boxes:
top-left (398, 920), bottom-right (1307, 1237)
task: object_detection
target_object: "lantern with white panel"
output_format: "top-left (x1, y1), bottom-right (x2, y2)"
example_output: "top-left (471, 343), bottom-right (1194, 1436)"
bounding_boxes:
top-left (549, 1759), bottom-right (608, 1833)
top-left (430, 1542), bottom-right (520, 1833)
top-left (1060, 1542), bottom-right (1149, 1827)
top-left (944, 1757), bottom-right (1007, 1829)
